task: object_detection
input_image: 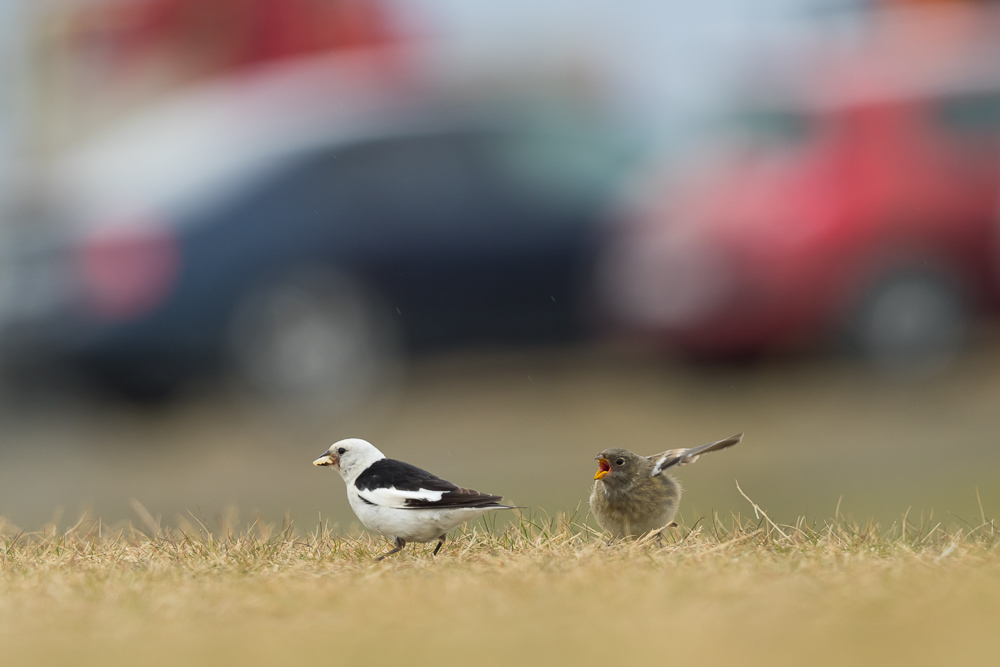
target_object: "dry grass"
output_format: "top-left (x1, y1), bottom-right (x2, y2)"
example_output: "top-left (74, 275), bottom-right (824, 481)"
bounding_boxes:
top-left (2, 505), bottom-right (999, 667)
top-left (5, 347), bottom-right (1000, 666)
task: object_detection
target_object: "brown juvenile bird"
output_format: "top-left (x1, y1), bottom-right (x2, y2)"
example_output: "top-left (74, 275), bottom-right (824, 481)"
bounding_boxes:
top-left (590, 433), bottom-right (742, 539)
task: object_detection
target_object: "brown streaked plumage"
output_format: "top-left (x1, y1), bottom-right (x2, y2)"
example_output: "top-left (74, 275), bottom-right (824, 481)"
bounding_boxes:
top-left (590, 433), bottom-right (742, 540)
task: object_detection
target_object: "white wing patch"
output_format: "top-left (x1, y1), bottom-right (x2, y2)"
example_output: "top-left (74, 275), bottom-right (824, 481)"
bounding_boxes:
top-left (650, 434), bottom-right (742, 477)
top-left (358, 486), bottom-right (447, 509)
top-left (651, 449), bottom-right (694, 477)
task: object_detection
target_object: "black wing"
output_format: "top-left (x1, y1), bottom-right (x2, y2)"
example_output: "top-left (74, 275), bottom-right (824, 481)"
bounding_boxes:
top-left (355, 459), bottom-right (506, 509)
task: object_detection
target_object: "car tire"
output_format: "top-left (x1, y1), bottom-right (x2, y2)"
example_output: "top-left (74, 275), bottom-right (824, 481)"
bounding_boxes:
top-left (845, 268), bottom-right (969, 375)
top-left (226, 268), bottom-right (399, 405)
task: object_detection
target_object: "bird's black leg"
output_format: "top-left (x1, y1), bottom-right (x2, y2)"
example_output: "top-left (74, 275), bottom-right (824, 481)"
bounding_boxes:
top-left (432, 535), bottom-right (446, 556)
top-left (377, 537), bottom-right (406, 561)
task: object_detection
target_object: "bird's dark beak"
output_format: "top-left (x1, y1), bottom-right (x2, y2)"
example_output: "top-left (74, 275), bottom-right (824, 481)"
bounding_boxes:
top-left (313, 453), bottom-right (338, 467)
top-left (594, 458), bottom-right (611, 480)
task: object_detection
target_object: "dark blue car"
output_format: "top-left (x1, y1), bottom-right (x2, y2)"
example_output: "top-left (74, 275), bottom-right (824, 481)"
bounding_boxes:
top-left (0, 89), bottom-right (636, 402)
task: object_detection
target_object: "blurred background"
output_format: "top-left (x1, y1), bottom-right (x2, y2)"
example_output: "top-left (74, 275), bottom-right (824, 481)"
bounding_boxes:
top-left (0, 0), bottom-right (999, 533)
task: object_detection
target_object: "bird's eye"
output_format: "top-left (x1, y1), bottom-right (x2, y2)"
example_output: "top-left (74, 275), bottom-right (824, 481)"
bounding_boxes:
top-left (615, 458), bottom-right (625, 466)
top-left (337, 447), bottom-right (346, 455)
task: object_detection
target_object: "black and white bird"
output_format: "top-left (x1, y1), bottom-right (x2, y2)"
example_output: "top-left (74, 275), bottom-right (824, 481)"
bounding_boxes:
top-left (313, 438), bottom-right (516, 559)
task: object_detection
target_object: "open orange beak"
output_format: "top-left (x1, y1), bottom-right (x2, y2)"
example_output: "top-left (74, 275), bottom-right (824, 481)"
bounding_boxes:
top-left (594, 458), bottom-right (611, 480)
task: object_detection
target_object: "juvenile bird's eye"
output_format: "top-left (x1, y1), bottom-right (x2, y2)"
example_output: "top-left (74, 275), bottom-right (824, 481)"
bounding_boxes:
top-left (615, 458), bottom-right (625, 466)
top-left (337, 447), bottom-right (346, 455)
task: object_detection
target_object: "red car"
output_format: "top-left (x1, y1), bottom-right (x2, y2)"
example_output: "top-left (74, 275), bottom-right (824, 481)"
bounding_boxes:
top-left (599, 30), bottom-right (1000, 372)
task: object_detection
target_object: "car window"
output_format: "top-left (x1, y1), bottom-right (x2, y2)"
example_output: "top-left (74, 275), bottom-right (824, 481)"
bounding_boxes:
top-left (725, 108), bottom-right (815, 143)
top-left (306, 134), bottom-right (483, 231)
top-left (478, 129), bottom-right (634, 213)
top-left (935, 91), bottom-right (1000, 133)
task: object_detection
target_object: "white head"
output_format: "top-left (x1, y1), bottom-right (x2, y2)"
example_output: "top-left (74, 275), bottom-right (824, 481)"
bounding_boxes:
top-left (313, 438), bottom-right (386, 481)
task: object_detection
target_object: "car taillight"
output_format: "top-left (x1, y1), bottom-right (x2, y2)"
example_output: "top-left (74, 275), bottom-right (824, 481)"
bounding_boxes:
top-left (77, 225), bottom-right (180, 320)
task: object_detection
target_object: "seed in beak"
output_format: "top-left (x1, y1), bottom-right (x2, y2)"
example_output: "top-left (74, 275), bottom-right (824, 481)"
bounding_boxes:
top-left (313, 454), bottom-right (339, 467)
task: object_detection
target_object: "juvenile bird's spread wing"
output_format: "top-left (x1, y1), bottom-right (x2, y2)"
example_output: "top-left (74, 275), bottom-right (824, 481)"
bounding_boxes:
top-left (649, 433), bottom-right (743, 477)
top-left (354, 459), bottom-right (507, 509)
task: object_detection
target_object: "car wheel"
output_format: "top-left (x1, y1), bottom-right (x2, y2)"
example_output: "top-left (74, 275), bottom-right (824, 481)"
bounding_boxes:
top-left (845, 268), bottom-right (969, 375)
top-left (226, 268), bottom-right (399, 404)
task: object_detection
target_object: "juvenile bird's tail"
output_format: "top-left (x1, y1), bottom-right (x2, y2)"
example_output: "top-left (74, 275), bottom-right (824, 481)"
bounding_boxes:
top-left (650, 433), bottom-right (743, 476)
